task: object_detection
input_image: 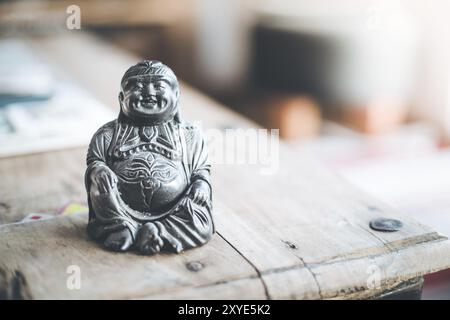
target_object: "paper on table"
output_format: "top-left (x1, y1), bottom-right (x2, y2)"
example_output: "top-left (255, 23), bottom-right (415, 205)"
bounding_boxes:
top-left (0, 38), bottom-right (115, 157)
top-left (0, 39), bottom-right (53, 100)
top-left (9, 203), bottom-right (89, 225)
top-left (0, 82), bottom-right (115, 158)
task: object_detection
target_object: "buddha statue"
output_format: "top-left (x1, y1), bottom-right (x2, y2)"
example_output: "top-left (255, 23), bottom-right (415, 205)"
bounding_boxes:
top-left (85, 61), bottom-right (214, 254)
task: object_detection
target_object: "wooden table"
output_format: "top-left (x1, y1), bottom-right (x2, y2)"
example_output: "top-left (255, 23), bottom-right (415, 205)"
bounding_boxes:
top-left (0, 33), bottom-right (449, 300)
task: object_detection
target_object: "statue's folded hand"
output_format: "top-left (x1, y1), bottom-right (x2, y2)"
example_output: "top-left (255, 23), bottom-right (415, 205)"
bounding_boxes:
top-left (91, 166), bottom-right (118, 194)
top-left (188, 180), bottom-right (211, 207)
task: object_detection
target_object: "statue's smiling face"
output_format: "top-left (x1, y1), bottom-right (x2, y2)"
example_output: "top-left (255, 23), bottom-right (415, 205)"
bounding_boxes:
top-left (120, 74), bottom-right (179, 124)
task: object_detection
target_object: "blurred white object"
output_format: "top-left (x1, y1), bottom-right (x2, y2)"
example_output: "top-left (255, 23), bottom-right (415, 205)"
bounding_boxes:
top-left (0, 83), bottom-right (115, 157)
top-left (257, 0), bottom-right (419, 109)
top-left (407, 0), bottom-right (450, 140)
top-left (193, 0), bottom-right (253, 94)
top-left (0, 38), bottom-right (114, 157)
top-left (0, 39), bottom-right (53, 98)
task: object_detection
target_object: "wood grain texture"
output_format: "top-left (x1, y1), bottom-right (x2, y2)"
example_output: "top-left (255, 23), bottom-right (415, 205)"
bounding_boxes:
top-left (0, 32), bottom-right (449, 299)
top-left (0, 148), bottom-right (85, 225)
top-left (0, 214), bottom-right (257, 299)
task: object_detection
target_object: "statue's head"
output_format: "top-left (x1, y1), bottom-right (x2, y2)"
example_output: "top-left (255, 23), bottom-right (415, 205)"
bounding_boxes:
top-left (119, 60), bottom-right (180, 125)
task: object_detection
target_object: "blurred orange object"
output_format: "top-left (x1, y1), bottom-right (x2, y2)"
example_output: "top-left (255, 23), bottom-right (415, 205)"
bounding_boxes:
top-left (266, 95), bottom-right (322, 140)
top-left (341, 100), bottom-right (408, 134)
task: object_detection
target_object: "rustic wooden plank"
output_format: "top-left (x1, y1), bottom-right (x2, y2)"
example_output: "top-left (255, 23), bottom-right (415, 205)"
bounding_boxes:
top-left (0, 213), bottom-right (258, 299)
top-left (213, 156), bottom-right (450, 298)
top-left (0, 32), bottom-right (448, 299)
top-left (214, 153), bottom-right (446, 267)
top-left (0, 148), bottom-right (86, 225)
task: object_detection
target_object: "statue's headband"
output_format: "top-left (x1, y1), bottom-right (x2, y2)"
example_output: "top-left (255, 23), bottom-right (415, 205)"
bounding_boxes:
top-left (121, 60), bottom-right (178, 87)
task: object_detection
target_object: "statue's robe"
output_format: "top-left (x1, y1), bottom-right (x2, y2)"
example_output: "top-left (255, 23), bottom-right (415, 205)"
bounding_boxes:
top-left (85, 116), bottom-right (214, 252)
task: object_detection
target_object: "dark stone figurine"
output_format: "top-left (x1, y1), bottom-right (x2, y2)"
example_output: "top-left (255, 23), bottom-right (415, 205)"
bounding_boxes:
top-left (85, 61), bottom-right (214, 254)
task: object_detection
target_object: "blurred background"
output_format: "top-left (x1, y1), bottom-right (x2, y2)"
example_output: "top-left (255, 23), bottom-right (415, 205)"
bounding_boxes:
top-left (1, 0), bottom-right (450, 299)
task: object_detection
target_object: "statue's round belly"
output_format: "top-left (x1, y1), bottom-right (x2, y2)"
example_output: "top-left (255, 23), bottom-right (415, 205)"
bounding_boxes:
top-left (112, 152), bottom-right (187, 213)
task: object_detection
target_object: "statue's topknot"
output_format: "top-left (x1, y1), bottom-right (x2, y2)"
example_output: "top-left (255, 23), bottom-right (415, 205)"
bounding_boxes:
top-left (121, 60), bottom-right (177, 86)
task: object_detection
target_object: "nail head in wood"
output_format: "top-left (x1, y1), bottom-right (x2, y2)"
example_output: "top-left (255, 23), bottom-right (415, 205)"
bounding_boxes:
top-left (370, 218), bottom-right (403, 232)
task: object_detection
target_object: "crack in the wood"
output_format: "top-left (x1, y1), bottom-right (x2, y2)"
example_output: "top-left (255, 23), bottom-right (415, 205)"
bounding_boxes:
top-left (295, 255), bottom-right (324, 299)
top-left (279, 239), bottom-right (322, 299)
top-left (279, 238), bottom-right (323, 299)
top-left (0, 269), bottom-right (32, 300)
top-left (216, 231), bottom-right (271, 300)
